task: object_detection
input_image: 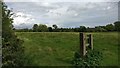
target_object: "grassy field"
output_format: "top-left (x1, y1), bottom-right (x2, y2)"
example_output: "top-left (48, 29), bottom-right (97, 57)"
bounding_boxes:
top-left (16, 32), bottom-right (118, 66)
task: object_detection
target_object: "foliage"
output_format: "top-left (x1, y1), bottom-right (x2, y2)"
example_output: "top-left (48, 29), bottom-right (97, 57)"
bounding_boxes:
top-left (48, 27), bottom-right (53, 32)
top-left (79, 26), bottom-right (86, 32)
top-left (33, 24), bottom-right (39, 32)
top-left (38, 24), bottom-right (48, 32)
top-left (52, 24), bottom-right (58, 29)
top-left (16, 21), bottom-right (119, 32)
top-left (72, 50), bottom-right (102, 67)
top-left (32, 24), bottom-right (48, 32)
top-left (2, 2), bottom-right (24, 66)
top-left (52, 24), bottom-right (58, 32)
top-left (95, 26), bottom-right (107, 32)
top-left (114, 21), bottom-right (120, 31)
top-left (105, 24), bottom-right (115, 31)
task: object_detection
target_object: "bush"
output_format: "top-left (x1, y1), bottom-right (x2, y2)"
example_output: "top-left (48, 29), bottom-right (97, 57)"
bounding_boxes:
top-left (72, 50), bottom-right (102, 67)
top-left (2, 2), bottom-right (25, 67)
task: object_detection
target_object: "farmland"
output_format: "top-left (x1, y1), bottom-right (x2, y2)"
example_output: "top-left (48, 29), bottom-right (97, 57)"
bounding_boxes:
top-left (16, 32), bottom-right (118, 66)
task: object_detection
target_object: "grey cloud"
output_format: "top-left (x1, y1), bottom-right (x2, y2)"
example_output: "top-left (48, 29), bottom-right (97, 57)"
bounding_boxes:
top-left (4, 0), bottom-right (120, 2)
top-left (6, 2), bottom-right (118, 28)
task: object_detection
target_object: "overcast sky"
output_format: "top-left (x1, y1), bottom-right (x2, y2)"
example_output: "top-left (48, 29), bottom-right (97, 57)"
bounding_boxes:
top-left (5, 0), bottom-right (119, 29)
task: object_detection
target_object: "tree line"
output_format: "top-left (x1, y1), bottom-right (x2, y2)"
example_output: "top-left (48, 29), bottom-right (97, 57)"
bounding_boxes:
top-left (15, 21), bottom-right (120, 32)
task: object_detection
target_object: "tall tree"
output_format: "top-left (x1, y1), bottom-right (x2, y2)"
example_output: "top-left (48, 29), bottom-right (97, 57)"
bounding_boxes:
top-left (33, 24), bottom-right (39, 32)
top-left (79, 26), bottom-right (86, 32)
top-left (95, 26), bottom-right (106, 32)
top-left (52, 24), bottom-right (58, 32)
top-left (114, 21), bottom-right (120, 31)
top-left (52, 24), bottom-right (58, 29)
top-left (48, 27), bottom-right (53, 32)
top-left (105, 24), bottom-right (115, 31)
top-left (2, 2), bottom-right (24, 66)
top-left (38, 24), bottom-right (48, 32)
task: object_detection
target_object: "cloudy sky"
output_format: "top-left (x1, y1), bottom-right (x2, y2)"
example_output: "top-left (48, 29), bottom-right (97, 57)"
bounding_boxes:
top-left (5, 0), bottom-right (119, 29)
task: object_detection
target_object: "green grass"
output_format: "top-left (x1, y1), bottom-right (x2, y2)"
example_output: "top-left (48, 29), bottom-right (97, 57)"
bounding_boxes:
top-left (16, 32), bottom-right (118, 66)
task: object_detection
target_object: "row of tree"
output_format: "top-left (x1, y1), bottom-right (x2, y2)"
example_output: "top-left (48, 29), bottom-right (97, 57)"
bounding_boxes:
top-left (15, 21), bottom-right (120, 32)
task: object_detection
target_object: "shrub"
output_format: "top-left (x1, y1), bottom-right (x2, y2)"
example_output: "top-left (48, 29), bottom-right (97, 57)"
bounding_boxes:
top-left (2, 2), bottom-right (25, 67)
top-left (72, 49), bottom-right (102, 67)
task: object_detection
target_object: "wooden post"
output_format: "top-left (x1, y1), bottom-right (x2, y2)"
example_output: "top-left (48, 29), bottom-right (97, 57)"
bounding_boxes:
top-left (79, 33), bottom-right (86, 57)
top-left (89, 34), bottom-right (93, 50)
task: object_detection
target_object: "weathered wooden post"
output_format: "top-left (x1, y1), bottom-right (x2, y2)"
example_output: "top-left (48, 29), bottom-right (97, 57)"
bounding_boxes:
top-left (79, 33), bottom-right (93, 57)
top-left (89, 34), bottom-right (93, 50)
top-left (79, 33), bottom-right (86, 57)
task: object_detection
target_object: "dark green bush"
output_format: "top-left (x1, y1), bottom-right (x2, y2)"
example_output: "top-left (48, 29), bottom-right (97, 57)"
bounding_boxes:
top-left (1, 2), bottom-right (25, 67)
top-left (72, 50), bottom-right (102, 67)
